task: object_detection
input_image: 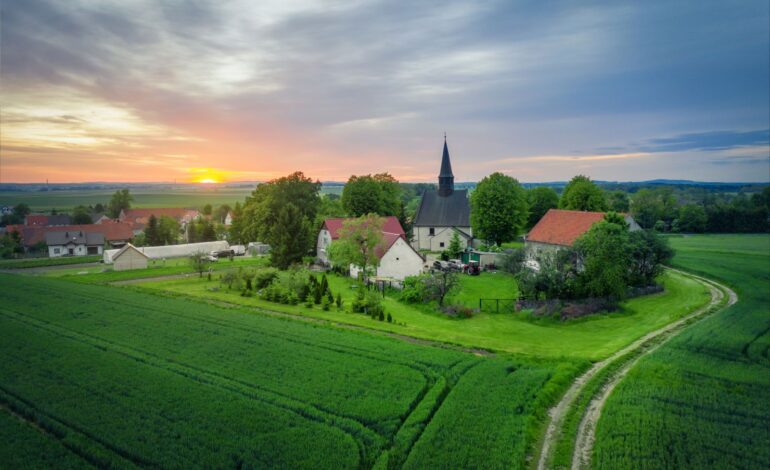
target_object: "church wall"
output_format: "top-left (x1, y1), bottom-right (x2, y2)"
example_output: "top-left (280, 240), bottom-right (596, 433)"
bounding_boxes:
top-left (412, 226), bottom-right (472, 252)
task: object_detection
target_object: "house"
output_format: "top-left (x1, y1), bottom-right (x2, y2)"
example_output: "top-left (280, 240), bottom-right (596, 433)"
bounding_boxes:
top-left (118, 208), bottom-right (199, 235)
top-left (25, 214), bottom-right (71, 226)
top-left (111, 243), bottom-right (149, 271)
top-left (525, 209), bottom-right (641, 258)
top-left (5, 223), bottom-right (133, 251)
top-left (224, 212), bottom-right (233, 226)
top-left (317, 216), bottom-right (405, 265)
top-left (348, 232), bottom-right (425, 281)
top-left (45, 230), bottom-right (105, 257)
top-left (411, 138), bottom-right (473, 252)
top-left (92, 213), bottom-right (111, 224)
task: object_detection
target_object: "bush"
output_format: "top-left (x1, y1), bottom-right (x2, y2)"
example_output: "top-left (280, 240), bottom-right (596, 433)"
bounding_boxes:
top-left (387, 313), bottom-right (393, 323)
top-left (335, 293), bottom-right (343, 310)
top-left (400, 275), bottom-right (427, 303)
top-left (499, 248), bottom-right (526, 276)
top-left (321, 297), bottom-right (330, 311)
top-left (254, 267), bottom-right (279, 289)
top-left (442, 304), bottom-right (474, 319)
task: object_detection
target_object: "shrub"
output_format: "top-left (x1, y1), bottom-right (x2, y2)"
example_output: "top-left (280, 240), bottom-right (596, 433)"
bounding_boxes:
top-left (442, 304), bottom-right (474, 319)
top-left (387, 313), bottom-right (392, 323)
top-left (400, 275), bottom-right (427, 303)
top-left (335, 293), bottom-right (343, 310)
top-left (254, 267), bottom-right (279, 289)
top-left (321, 298), bottom-right (330, 311)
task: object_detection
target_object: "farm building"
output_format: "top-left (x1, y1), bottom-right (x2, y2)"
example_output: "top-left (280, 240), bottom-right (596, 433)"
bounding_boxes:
top-left (118, 208), bottom-right (200, 235)
top-left (45, 230), bottom-right (105, 257)
top-left (348, 232), bottom-right (425, 281)
top-left (5, 222), bottom-right (133, 252)
top-left (317, 216), bottom-right (405, 265)
top-left (525, 209), bottom-right (641, 257)
top-left (411, 138), bottom-right (473, 252)
top-left (103, 240), bottom-right (230, 264)
top-left (111, 243), bottom-right (149, 271)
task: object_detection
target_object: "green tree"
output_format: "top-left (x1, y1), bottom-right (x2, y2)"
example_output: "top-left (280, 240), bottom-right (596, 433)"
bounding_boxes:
top-left (158, 216), bottom-right (180, 245)
top-left (189, 251), bottom-right (211, 278)
top-left (627, 230), bottom-right (673, 286)
top-left (13, 203), bottom-right (31, 219)
top-left (328, 214), bottom-right (385, 282)
top-left (574, 220), bottom-right (631, 299)
top-left (228, 202), bottom-right (244, 243)
top-left (526, 187), bottom-right (559, 227)
top-left (202, 204), bottom-right (213, 215)
top-left (607, 191), bottom-right (630, 212)
top-left (71, 205), bottom-right (93, 224)
top-left (559, 175), bottom-right (607, 211)
top-left (215, 204), bottom-right (232, 224)
top-left (341, 173), bottom-right (402, 217)
top-left (678, 204), bottom-right (707, 232)
top-left (630, 189), bottom-right (664, 229)
top-left (239, 172), bottom-right (321, 267)
top-left (144, 215), bottom-right (161, 246)
top-left (447, 230), bottom-right (464, 258)
top-left (423, 270), bottom-right (460, 307)
top-left (470, 172), bottom-right (528, 245)
top-left (107, 189), bottom-right (133, 218)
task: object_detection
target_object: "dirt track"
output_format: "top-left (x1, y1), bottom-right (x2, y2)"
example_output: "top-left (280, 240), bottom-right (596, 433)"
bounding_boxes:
top-left (536, 269), bottom-right (737, 470)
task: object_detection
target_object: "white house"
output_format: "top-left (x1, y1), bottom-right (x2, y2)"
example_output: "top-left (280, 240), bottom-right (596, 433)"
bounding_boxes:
top-left (45, 230), bottom-right (104, 257)
top-left (317, 216), bottom-right (405, 265)
top-left (348, 232), bottom-right (425, 281)
top-left (111, 243), bottom-right (149, 271)
top-left (412, 138), bottom-right (473, 251)
top-left (224, 211), bottom-right (233, 226)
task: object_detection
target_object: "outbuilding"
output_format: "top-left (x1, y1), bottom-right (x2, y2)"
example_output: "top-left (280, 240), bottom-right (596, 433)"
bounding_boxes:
top-left (111, 243), bottom-right (149, 271)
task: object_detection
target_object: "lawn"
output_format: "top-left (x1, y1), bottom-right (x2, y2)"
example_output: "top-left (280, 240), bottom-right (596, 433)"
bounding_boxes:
top-left (137, 269), bottom-right (709, 360)
top-left (594, 234), bottom-right (770, 469)
top-left (0, 255), bottom-right (102, 269)
top-left (0, 274), bottom-right (573, 469)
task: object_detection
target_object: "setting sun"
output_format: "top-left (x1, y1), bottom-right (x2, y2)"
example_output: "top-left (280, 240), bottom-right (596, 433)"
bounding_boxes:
top-left (196, 178), bottom-right (218, 184)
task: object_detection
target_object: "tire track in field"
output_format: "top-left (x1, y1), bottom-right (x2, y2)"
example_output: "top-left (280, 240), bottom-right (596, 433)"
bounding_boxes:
top-left (535, 269), bottom-right (736, 470)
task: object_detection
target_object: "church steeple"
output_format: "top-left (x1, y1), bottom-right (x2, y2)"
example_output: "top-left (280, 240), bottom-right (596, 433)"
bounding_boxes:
top-left (438, 134), bottom-right (454, 197)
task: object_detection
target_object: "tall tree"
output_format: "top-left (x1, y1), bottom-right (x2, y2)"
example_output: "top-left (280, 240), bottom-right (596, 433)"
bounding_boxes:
top-left (270, 203), bottom-right (315, 269)
top-left (71, 205), bottom-right (93, 224)
top-left (107, 189), bottom-right (133, 218)
top-left (526, 187), bottom-right (559, 227)
top-left (678, 204), bottom-right (707, 232)
top-left (158, 216), bottom-right (180, 245)
top-left (328, 214), bottom-right (385, 282)
top-left (607, 191), bottom-right (630, 212)
top-left (630, 189), bottom-right (664, 229)
top-left (470, 172), bottom-right (528, 245)
top-left (574, 220), bottom-right (631, 299)
top-left (341, 173), bottom-right (402, 217)
top-left (144, 215), bottom-right (161, 246)
top-left (559, 175), bottom-right (607, 211)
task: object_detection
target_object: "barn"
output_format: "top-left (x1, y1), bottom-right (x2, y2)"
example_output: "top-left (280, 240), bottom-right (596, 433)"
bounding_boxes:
top-left (111, 243), bottom-right (149, 271)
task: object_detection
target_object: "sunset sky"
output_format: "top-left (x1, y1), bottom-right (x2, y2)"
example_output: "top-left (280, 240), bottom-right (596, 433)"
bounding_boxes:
top-left (1, 0), bottom-right (768, 184)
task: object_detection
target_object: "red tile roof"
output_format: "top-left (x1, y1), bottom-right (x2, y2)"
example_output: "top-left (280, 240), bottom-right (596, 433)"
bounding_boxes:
top-left (7, 223), bottom-right (134, 246)
top-left (25, 215), bottom-right (49, 226)
top-left (526, 209), bottom-right (607, 246)
top-left (322, 216), bottom-right (405, 240)
top-left (120, 208), bottom-right (198, 224)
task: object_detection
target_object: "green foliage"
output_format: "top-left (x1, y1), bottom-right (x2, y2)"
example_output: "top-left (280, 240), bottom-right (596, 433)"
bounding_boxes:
top-left (606, 190), bottom-right (630, 212)
top-left (527, 186), bottom-right (559, 227)
top-left (254, 267), bottom-right (279, 289)
top-left (627, 230), bottom-right (673, 287)
top-left (0, 254), bottom-right (102, 269)
top-left (677, 204), bottom-right (707, 232)
top-left (574, 220), bottom-right (631, 299)
top-left (107, 188), bottom-right (133, 218)
top-left (446, 230), bottom-right (464, 258)
top-left (341, 173), bottom-right (401, 217)
top-left (240, 172), bottom-right (321, 268)
top-left (559, 175), bottom-right (607, 211)
top-left (71, 205), bottom-right (93, 224)
top-left (594, 235), bottom-right (770, 469)
top-left (188, 251), bottom-right (211, 278)
top-left (328, 214), bottom-right (385, 282)
top-left (630, 188), bottom-right (678, 229)
top-left (422, 270), bottom-right (460, 307)
top-left (144, 214), bottom-right (161, 245)
top-left (470, 172), bottom-right (528, 245)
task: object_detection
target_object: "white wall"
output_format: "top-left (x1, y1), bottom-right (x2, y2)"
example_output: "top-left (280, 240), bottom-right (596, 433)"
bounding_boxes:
top-left (104, 240), bottom-right (229, 263)
top-left (412, 226), bottom-right (471, 252)
top-left (316, 229), bottom-right (332, 264)
top-left (114, 248), bottom-right (149, 271)
top-left (377, 237), bottom-right (425, 280)
top-left (49, 244), bottom-right (101, 258)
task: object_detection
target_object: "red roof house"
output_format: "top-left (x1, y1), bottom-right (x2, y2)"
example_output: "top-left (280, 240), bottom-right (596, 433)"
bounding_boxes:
top-left (526, 209), bottom-right (640, 247)
top-left (6, 223), bottom-right (134, 249)
top-left (321, 216), bottom-right (405, 240)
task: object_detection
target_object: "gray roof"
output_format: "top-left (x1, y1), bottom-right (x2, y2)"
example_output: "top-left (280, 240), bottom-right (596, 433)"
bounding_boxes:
top-left (45, 230), bottom-right (105, 246)
top-left (413, 189), bottom-right (471, 227)
top-left (47, 215), bottom-right (71, 226)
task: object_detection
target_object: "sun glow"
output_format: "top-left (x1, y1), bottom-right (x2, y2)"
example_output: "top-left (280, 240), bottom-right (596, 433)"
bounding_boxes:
top-left (197, 178), bottom-right (219, 184)
top-left (189, 167), bottom-right (230, 184)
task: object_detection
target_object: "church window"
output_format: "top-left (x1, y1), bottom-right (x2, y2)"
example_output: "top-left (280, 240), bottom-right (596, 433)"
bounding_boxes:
top-left (439, 242), bottom-right (445, 247)
top-left (429, 227), bottom-right (435, 235)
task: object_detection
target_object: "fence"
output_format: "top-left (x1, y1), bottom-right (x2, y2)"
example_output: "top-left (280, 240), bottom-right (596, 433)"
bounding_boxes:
top-left (479, 298), bottom-right (517, 313)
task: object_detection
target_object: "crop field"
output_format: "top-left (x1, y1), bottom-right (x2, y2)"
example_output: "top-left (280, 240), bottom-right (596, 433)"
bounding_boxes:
top-left (0, 274), bottom-right (575, 469)
top-left (137, 270), bottom-right (710, 360)
top-left (0, 255), bottom-right (102, 269)
top-left (593, 235), bottom-right (770, 469)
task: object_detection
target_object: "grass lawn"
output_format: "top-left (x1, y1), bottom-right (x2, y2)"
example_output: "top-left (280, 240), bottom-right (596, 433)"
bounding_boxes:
top-left (500, 241), bottom-right (524, 249)
top-left (0, 255), bottom-right (102, 269)
top-left (136, 269), bottom-right (709, 361)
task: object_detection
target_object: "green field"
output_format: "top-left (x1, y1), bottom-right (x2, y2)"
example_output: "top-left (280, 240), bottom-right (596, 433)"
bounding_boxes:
top-left (136, 269), bottom-right (709, 360)
top-left (594, 235), bottom-right (770, 469)
top-left (0, 255), bottom-right (102, 269)
top-left (0, 274), bottom-right (577, 469)
top-left (0, 185), bottom-right (343, 212)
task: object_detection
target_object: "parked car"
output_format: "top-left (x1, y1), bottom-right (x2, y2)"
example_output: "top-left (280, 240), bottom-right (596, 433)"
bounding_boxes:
top-left (210, 249), bottom-right (235, 259)
top-left (447, 259), bottom-right (467, 272)
top-left (432, 260), bottom-right (449, 271)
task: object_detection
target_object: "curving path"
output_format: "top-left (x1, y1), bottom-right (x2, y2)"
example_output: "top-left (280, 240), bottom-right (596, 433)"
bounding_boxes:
top-left (536, 268), bottom-right (737, 470)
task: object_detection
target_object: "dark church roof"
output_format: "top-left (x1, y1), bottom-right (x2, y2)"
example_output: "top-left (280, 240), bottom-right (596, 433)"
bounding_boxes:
top-left (439, 140), bottom-right (453, 177)
top-left (413, 189), bottom-right (471, 227)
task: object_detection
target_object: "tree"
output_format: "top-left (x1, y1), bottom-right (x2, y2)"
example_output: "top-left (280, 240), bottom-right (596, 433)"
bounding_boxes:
top-left (678, 204), bottom-right (707, 232)
top-left (630, 189), bottom-right (664, 229)
top-left (215, 204), bottom-right (232, 224)
top-left (447, 230), bottom-right (464, 258)
top-left (526, 187), bottom-right (559, 227)
top-left (144, 215), bottom-right (161, 246)
top-left (228, 202), bottom-right (244, 243)
top-left (559, 175), bottom-right (607, 211)
top-left (573, 220), bottom-right (631, 299)
top-left (423, 270), bottom-right (460, 307)
top-left (94, 203), bottom-right (106, 213)
top-left (470, 172), bottom-right (528, 245)
top-left (341, 173), bottom-right (402, 217)
top-left (107, 189), bottom-right (133, 218)
top-left (603, 211), bottom-right (629, 228)
top-left (13, 203), bottom-right (31, 219)
top-left (328, 214), bottom-right (385, 282)
top-left (239, 172), bottom-right (321, 267)
top-left (158, 216), bottom-right (180, 245)
top-left (189, 251), bottom-right (211, 278)
top-left (627, 230), bottom-right (673, 287)
top-left (607, 191), bottom-right (630, 212)
top-left (71, 205), bottom-right (93, 224)
top-left (202, 204), bottom-right (212, 215)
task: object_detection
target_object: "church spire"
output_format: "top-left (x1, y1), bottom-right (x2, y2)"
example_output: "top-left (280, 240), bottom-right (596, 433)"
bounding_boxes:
top-left (438, 135), bottom-right (454, 197)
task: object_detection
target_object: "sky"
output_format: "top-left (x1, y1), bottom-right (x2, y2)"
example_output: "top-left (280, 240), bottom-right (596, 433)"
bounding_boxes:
top-left (1, 0), bottom-right (768, 184)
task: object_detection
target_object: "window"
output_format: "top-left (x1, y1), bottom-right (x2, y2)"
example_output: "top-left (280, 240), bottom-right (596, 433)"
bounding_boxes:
top-left (54, 248), bottom-right (60, 254)
top-left (429, 227), bottom-right (435, 236)
top-left (439, 242), bottom-right (445, 247)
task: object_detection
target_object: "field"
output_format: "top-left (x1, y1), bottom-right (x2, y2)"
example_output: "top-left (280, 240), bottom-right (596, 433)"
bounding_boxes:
top-left (0, 185), bottom-right (343, 212)
top-left (0, 273), bottom-right (576, 469)
top-left (0, 255), bottom-right (102, 269)
top-left (593, 235), bottom-right (770, 469)
top-left (134, 269), bottom-right (709, 360)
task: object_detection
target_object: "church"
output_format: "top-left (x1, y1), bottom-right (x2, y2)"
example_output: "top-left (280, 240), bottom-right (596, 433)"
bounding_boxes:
top-left (411, 138), bottom-right (473, 251)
